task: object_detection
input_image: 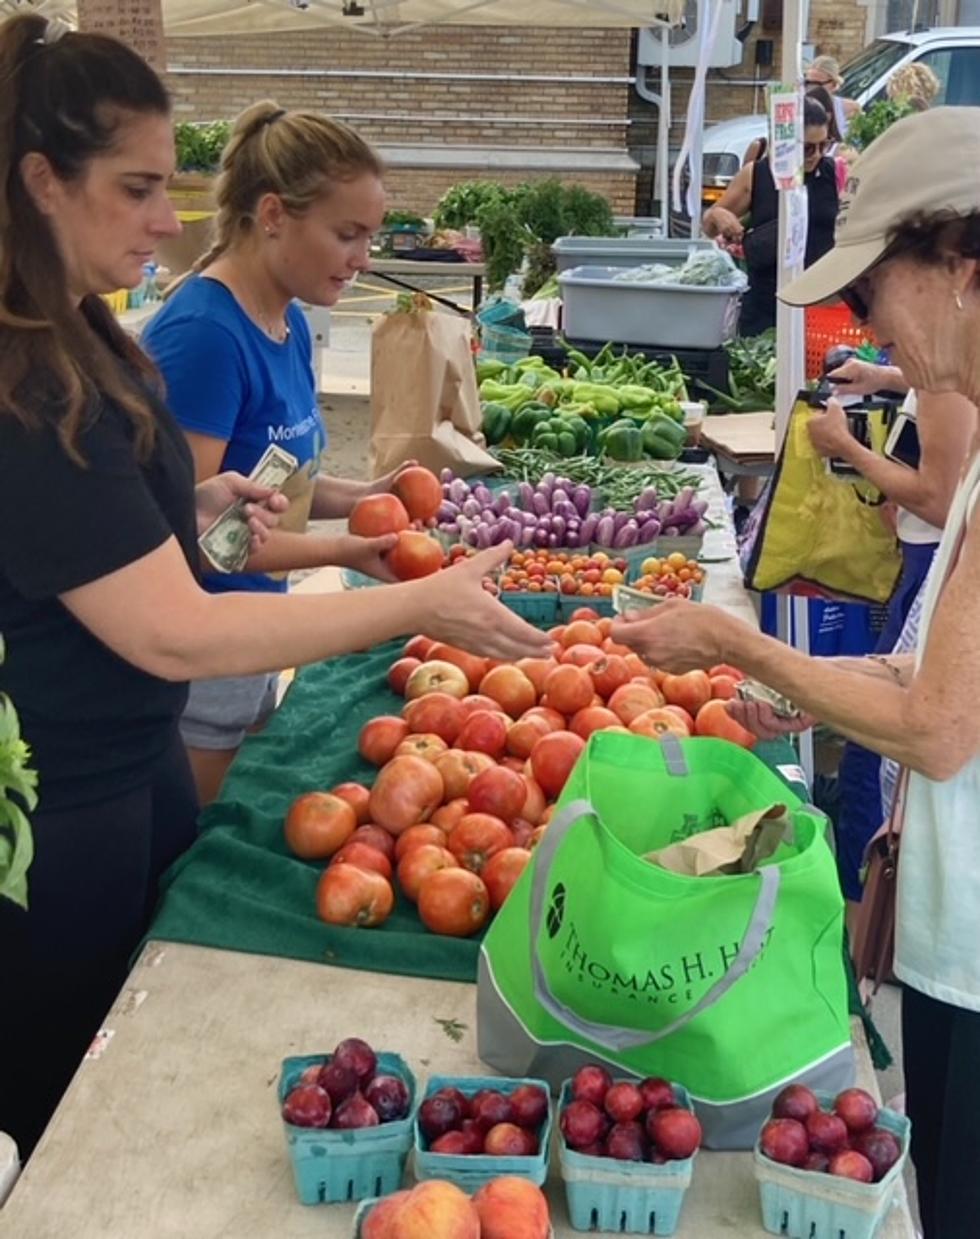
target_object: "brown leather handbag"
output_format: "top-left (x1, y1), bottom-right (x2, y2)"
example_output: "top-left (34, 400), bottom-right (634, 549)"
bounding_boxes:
top-left (849, 774), bottom-right (906, 994)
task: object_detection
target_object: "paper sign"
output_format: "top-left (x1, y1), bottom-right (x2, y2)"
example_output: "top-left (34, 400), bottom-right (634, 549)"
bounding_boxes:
top-left (78, 0), bottom-right (165, 69)
top-left (783, 185), bottom-right (809, 269)
top-left (769, 84), bottom-right (803, 191)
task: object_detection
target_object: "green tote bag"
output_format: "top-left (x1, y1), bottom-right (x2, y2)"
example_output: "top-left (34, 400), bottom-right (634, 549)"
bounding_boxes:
top-left (477, 732), bottom-right (854, 1149)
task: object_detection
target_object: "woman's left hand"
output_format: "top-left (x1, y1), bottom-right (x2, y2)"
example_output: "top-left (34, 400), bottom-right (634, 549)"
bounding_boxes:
top-left (807, 398), bottom-right (853, 459)
top-left (610, 600), bottom-right (743, 672)
top-left (195, 472), bottom-right (289, 550)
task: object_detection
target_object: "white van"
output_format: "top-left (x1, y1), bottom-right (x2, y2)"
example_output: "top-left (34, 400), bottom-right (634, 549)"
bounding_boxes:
top-left (671, 27), bottom-right (980, 233)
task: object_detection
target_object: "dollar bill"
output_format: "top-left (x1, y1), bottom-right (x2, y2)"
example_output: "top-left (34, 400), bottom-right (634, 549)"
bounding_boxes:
top-left (198, 444), bottom-right (299, 574)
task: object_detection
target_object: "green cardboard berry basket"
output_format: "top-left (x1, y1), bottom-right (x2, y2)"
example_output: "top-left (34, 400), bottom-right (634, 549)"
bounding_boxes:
top-left (278, 1052), bottom-right (416, 1206)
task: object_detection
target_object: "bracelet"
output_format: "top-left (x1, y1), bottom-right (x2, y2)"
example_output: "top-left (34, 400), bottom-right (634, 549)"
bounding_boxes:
top-left (868, 655), bottom-right (904, 684)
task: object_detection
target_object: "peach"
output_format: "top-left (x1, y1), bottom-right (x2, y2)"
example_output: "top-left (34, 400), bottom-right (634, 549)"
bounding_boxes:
top-left (472, 1176), bottom-right (551, 1239)
top-left (389, 1180), bottom-right (480, 1239)
top-left (362, 1190), bottom-right (411, 1238)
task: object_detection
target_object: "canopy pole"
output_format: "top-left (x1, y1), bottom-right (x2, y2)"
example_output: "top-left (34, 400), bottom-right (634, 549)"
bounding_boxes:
top-left (659, 28), bottom-right (671, 237)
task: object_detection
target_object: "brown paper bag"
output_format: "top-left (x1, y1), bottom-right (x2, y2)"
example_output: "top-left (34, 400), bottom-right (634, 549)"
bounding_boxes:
top-left (644, 804), bottom-right (791, 877)
top-left (370, 300), bottom-right (500, 480)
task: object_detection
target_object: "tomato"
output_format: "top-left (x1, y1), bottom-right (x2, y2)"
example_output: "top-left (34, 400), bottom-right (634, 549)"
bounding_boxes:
top-left (388, 657), bottom-right (422, 695)
top-left (284, 792), bottom-right (357, 860)
top-left (358, 716), bottom-right (410, 766)
top-left (709, 663), bottom-right (746, 683)
top-left (446, 813), bottom-right (514, 874)
top-left (482, 848), bottom-right (532, 911)
top-left (404, 634), bottom-right (436, 661)
top-left (569, 606), bottom-right (601, 623)
top-left (467, 766), bottom-right (527, 823)
top-left (514, 657), bottom-right (559, 697)
top-left (316, 865), bottom-right (394, 928)
top-left (348, 493), bottom-right (410, 538)
top-left (709, 674), bottom-right (740, 701)
top-left (522, 706), bottom-right (566, 733)
top-left (694, 700), bottom-right (757, 748)
top-left (388, 531), bottom-right (444, 581)
top-left (402, 693), bottom-right (465, 745)
top-left (562, 620), bottom-right (603, 648)
top-left (433, 749), bottom-right (495, 800)
top-left (455, 710), bottom-right (509, 758)
top-left (368, 754), bottom-right (444, 835)
top-left (405, 660), bottom-right (470, 700)
top-left (520, 775), bottom-right (547, 825)
top-left (427, 643), bottom-right (489, 693)
top-left (394, 823), bottom-right (448, 863)
top-left (330, 781), bottom-right (371, 825)
top-left (397, 843), bottom-right (457, 902)
top-left (561, 643), bottom-right (606, 669)
top-left (588, 655), bottom-right (631, 701)
top-left (417, 868), bottom-right (491, 936)
top-left (544, 664), bottom-right (594, 716)
top-left (607, 682), bottom-right (665, 726)
top-left (529, 730), bottom-right (586, 799)
top-left (662, 705), bottom-right (695, 734)
top-left (479, 666), bottom-right (537, 718)
top-left (506, 714), bottom-right (552, 760)
top-left (569, 705), bottom-right (621, 740)
top-left (395, 733), bottom-right (449, 763)
top-left (661, 671), bottom-right (712, 717)
top-left (350, 824), bottom-right (396, 862)
top-left (629, 708), bottom-right (691, 740)
top-left (331, 839), bottom-right (394, 881)
top-left (430, 798), bottom-right (470, 834)
top-left (391, 465), bottom-right (442, 522)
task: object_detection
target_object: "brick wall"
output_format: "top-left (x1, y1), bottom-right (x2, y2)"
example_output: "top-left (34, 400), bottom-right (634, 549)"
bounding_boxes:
top-left (808, 0), bottom-right (869, 66)
top-left (164, 26), bottom-right (638, 215)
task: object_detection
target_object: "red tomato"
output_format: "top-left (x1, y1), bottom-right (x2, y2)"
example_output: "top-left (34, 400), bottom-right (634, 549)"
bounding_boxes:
top-left (417, 868), bottom-right (490, 936)
top-left (349, 493), bottom-right (410, 538)
top-left (694, 700), bottom-right (757, 748)
top-left (284, 792), bottom-right (357, 860)
top-left (529, 731), bottom-right (586, 799)
top-left (391, 465), bottom-right (442, 522)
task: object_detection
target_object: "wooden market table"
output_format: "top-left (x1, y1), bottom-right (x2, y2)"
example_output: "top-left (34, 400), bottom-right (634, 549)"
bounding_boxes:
top-left (366, 257), bottom-right (485, 313)
top-left (0, 942), bottom-right (916, 1239)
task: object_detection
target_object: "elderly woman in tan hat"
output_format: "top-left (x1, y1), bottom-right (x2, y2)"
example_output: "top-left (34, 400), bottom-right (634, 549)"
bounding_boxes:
top-left (613, 107), bottom-right (980, 1239)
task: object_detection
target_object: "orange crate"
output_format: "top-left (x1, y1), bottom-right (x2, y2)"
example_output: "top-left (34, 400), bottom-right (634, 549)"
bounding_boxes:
top-left (804, 304), bottom-right (873, 379)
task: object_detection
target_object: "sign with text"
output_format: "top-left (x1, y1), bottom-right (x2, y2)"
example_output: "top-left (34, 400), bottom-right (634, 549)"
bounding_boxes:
top-left (77, 0), bottom-right (165, 70)
top-left (768, 83), bottom-right (803, 191)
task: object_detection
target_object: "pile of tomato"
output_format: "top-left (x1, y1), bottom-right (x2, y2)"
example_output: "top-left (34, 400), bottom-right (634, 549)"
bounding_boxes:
top-left (283, 609), bottom-right (753, 938)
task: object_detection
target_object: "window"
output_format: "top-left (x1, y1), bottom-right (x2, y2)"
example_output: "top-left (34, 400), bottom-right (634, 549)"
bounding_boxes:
top-left (838, 40), bottom-right (907, 100)
top-left (918, 47), bottom-right (980, 106)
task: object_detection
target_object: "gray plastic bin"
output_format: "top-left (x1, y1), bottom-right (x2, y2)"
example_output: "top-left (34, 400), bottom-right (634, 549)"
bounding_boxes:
top-left (552, 236), bottom-right (714, 274)
top-left (558, 264), bottom-right (741, 349)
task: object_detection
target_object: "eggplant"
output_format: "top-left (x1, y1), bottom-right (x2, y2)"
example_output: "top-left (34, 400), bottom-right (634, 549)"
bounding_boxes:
top-left (489, 524), bottom-right (509, 546)
top-left (533, 528), bottom-right (550, 547)
top-left (548, 533), bottom-right (560, 547)
top-left (663, 525), bottom-right (680, 537)
top-left (572, 486), bottom-right (592, 518)
top-left (551, 488), bottom-right (570, 512)
top-left (505, 506), bottom-right (523, 522)
top-left (635, 487), bottom-right (660, 513)
top-left (442, 482), bottom-right (452, 499)
top-left (519, 525), bottom-right (535, 547)
top-left (481, 508), bottom-right (497, 524)
top-left (566, 529), bottom-right (580, 547)
top-left (537, 515), bottom-right (553, 533)
top-left (688, 520), bottom-right (706, 535)
top-left (594, 515), bottom-right (615, 547)
top-left (691, 500), bottom-right (709, 518)
top-left (440, 468), bottom-right (454, 483)
top-left (614, 521), bottom-right (639, 548)
top-left (612, 511), bottom-right (633, 533)
top-left (551, 516), bottom-right (567, 543)
top-left (521, 511), bottom-right (538, 527)
top-left (437, 501), bottom-right (459, 521)
top-left (539, 472), bottom-right (557, 497)
top-left (531, 492), bottom-right (550, 518)
top-left (492, 493), bottom-right (512, 516)
top-left (461, 498), bottom-right (481, 519)
top-left (674, 486), bottom-right (695, 511)
top-left (518, 482), bottom-right (535, 511)
top-left (554, 501), bottom-right (577, 522)
top-left (473, 484), bottom-right (493, 508)
top-left (449, 479), bottom-right (470, 506)
top-left (579, 513), bottom-right (599, 544)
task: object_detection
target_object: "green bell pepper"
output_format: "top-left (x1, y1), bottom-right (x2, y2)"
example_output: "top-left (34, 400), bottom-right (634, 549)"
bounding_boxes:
top-left (511, 404), bottom-right (553, 443)
top-left (642, 414), bottom-right (686, 460)
top-left (558, 412), bottom-right (590, 453)
top-left (475, 359), bottom-right (509, 383)
top-left (481, 402), bottom-right (512, 446)
top-left (600, 420), bottom-right (644, 462)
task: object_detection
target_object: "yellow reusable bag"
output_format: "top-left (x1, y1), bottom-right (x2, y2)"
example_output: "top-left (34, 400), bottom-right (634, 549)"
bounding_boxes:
top-left (742, 392), bottom-right (902, 604)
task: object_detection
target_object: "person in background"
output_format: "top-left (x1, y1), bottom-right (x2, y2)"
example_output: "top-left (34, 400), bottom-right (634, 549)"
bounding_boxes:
top-left (144, 104), bottom-right (413, 806)
top-left (808, 368), bottom-right (975, 924)
top-left (703, 97), bottom-right (838, 337)
top-left (805, 54), bottom-right (861, 137)
top-left (743, 82), bottom-right (843, 168)
top-left (886, 62), bottom-right (941, 113)
top-left (0, 13), bottom-right (550, 1160)
top-left (615, 108), bottom-right (980, 1238)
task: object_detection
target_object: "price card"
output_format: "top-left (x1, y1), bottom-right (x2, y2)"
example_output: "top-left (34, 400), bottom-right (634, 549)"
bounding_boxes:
top-left (769, 84), bottom-right (804, 191)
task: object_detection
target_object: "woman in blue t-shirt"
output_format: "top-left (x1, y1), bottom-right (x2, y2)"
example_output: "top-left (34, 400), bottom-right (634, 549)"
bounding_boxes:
top-left (145, 104), bottom-right (410, 804)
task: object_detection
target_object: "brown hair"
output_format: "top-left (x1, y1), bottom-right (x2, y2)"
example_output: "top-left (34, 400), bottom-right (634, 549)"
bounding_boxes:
top-left (0, 14), bottom-right (171, 462)
top-left (804, 84), bottom-right (842, 144)
top-left (887, 210), bottom-right (980, 264)
top-left (192, 101), bottom-right (383, 273)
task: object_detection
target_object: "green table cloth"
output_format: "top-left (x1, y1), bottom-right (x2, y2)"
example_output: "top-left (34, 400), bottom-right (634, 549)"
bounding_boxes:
top-left (149, 639), bottom-right (811, 983)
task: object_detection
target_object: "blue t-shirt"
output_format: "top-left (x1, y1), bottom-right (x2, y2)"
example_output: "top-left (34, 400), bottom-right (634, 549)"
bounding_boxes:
top-left (143, 275), bottom-right (326, 594)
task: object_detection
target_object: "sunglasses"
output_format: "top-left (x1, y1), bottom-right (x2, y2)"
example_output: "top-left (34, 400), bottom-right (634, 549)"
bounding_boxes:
top-left (806, 76), bottom-right (835, 88)
top-left (839, 282), bottom-right (871, 322)
top-left (804, 140), bottom-right (831, 157)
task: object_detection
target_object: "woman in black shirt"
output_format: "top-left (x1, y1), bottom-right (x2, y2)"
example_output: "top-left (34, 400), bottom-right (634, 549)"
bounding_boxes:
top-left (0, 15), bottom-right (550, 1158)
top-left (703, 96), bottom-right (840, 337)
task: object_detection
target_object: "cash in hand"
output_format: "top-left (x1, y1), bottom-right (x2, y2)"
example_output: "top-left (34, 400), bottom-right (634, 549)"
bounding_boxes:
top-left (198, 444), bottom-right (299, 574)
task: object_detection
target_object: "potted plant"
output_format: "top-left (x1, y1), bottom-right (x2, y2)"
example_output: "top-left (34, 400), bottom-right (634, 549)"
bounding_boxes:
top-left (0, 636), bottom-right (37, 909)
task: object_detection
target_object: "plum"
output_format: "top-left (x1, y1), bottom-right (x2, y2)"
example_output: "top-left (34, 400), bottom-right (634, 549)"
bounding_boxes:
top-left (772, 1083), bottom-right (820, 1123)
top-left (459, 1119), bottom-right (486, 1154)
top-left (470, 1089), bottom-right (513, 1133)
top-left (604, 1082), bottom-right (644, 1124)
top-left (638, 1077), bottom-right (675, 1113)
top-left (430, 1130), bottom-right (472, 1155)
top-left (484, 1122), bottom-right (535, 1156)
top-left (282, 1084), bottom-right (332, 1128)
top-left (803, 1152), bottom-right (831, 1173)
top-left (571, 1064), bottom-right (613, 1108)
top-left (607, 1120), bottom-right (647, 1161)
top-left (331, 1037), bottom-right (377, 1084)
top-left (434, 1086), bottom-right (471, 1118)
top-left (806, 1110), bottom-right (849, 1155)
top-left (508, 1084), bottom-right (549, 1131)
top-left (829, 1149), bottom-right (874, 1182)
top-left (646, 1107), bottom-right (702, 1160)
top-left (365, 1074), bottom-right (410, 1123)
top-left (332, 1092), bottom-right (380, 1129)
top-left (760, 1118), bottom-right (809, 1168)
top-left (298, 1064), bottom-right (324, 1087)
top-left (318, 1061), bottom-right (359, 1106)
top-left (833, 1088), bottom-right (879, 1135)
top-left (853, 1127), bottom-right (902, 1181)
top-left (561, 1099), bottom-right (606, 1150)
top-left (419, 1093), bottom-right (464, 1141)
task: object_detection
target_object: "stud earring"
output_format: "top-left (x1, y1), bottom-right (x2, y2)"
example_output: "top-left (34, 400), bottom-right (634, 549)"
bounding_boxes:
top-left (955, 291), bottom-right (965, 311)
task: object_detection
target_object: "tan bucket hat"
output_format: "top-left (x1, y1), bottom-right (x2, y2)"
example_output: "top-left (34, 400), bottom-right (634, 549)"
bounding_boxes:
top-left (780, 107), bottom-right (980, 307)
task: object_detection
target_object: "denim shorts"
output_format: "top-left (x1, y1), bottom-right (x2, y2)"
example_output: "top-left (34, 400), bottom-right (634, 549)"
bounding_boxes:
top-left (179, 673), bottom-right (280, 751)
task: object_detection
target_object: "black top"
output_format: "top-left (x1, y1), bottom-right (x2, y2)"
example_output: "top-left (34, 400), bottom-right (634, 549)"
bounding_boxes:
top-left (747, 154), bottom-right (839, 287)
top-left (0, 365), bottom-right (198, 811)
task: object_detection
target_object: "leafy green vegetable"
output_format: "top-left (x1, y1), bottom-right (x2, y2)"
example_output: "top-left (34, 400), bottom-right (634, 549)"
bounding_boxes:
top-left (433, 181), bottom-right (510, 231)
top-left (173, 121), bottom-right (231, 173)
top-left (383, 210), bottom-right (426, 229)
top-left (704, 331), bottom-right (777, 412)
top-left (846, 100), bottom-right (916, 152)
top-left (0, 635), bottom-right (37, 909)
